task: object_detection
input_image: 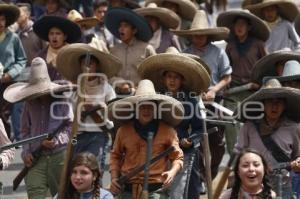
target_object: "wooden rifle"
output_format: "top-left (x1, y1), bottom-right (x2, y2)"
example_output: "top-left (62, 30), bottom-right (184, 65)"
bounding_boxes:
top-left (13, 119), bottom-right (70, 190)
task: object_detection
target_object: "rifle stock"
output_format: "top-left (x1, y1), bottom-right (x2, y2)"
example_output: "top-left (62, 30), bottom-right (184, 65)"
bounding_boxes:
top-left (12, 120), bottom-right (69, 191)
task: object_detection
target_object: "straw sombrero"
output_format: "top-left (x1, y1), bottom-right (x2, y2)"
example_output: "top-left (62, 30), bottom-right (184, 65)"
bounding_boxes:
top-left (245, 0), bottom-right (299, 22)
top-left (104, 7), bottom-right (153, 42)
top-left (138, 47), bottom-right (211, 94)
top-left (67, 9), bottom-right (99, 29)
top-left (252, 51), bottom-right (300, 84)
top-left (108, 79), bottom-right (184, 126)
top-left (217, 10), bottom-right (270, 42)
top-left (235, 78), bottom-right (300, 122)
top-left (56, 43), bottom-right (122, 83)
top-left (33, 16), bottom-right (81, 43)
top-left (3, 57), bottom-right (75, 103)
top-left (134, 3), bottom-right (180, 29)
top-left (145, 0), bottom-right (197, 21)
top-left (295, 15), bottom-right (300, 37)
top-left (172, 10), bottom-right (229, 41)
top-left (0, 3), bottom-right (20, 27)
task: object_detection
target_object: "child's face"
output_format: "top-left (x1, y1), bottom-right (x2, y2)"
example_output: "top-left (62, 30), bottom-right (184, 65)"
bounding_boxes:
top-left (80, 58), bottom-right (99, 74)
top-left (238, 152), bottom-right (264, 191)
top-left (48, 27), bottom-right (66, 49)
top-left (233, 19), bottom-right (250, 39)
top-left (262, 5), bottom-right (278, 22)
top-left (163, 71), bottom-right (183, 93)
top-left (71, 165), bottom-right (96, 193)
top-left (94, 5), bottom-right (107, 24)
top-left (192, 35), bottom-right (208, 48)
top-left (0, 15), bottom-right (6, 33)
top-left (118, 21), bottom-right (137, 44)
top-left (46, 0), bottom-right (59, 13)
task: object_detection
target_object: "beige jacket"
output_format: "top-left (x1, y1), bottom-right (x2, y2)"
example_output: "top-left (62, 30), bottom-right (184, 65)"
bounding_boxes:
top-left (110, 38), bottom-right (156, 85)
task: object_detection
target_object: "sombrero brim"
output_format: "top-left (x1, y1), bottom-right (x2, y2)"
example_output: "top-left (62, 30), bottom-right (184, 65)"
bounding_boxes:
top-left (33, 16), bottom-right (81, 43)
top-left (76, 17), bottom-right (99, 29)
top-left (235, 87), bottom-right (300, 122)
top-left (182, 53), bottom-right (211, 75)
top-left (0, 4), bottom-right (20, 27)
top-left (145, 0), bottom-right (197, 21)
top-left (134, 7), bottom-right (180, 29)
top-left (217, 10), bottom-right (270, 42)
top-left (108, 93), bottom-right (184, 126)
top-left (245, 0), bottom-right (298, 22)
top-left (252, 51), bottom-right (300, 84)
top-left (295, 15), bottom-right (300, 37)
top-left (105, 7), bottom-right (153, 42)
top-left (56, 43), bottom-right (122, 83)
top-left (138, 53), bottom-right (211, 94)
top-left (172, 27), bottom-right (230, 41)
top-left (3, 81), bottom-right (76, 103)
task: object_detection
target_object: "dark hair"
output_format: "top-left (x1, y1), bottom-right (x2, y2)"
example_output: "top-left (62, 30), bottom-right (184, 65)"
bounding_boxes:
top-left (65, 153), bottom-right (101, 199)
top-left (230, 148), bottom-right (273, 199)
top-left (93, 0), bottom-right (108, 11)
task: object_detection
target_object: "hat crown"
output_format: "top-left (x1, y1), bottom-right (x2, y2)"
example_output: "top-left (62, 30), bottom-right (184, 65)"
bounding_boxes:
top-left (190, 10), bottom-right (209, 30)
top-left (165, 46), bottom-right (180, 54)
top-left (29, 57), bottom-right (51, 85)
top-left (146, 2), bottom-right (158, 8)
top-left (135, 79), bottom-right (156, 96)
top-left (263, 78), bottom-right (282, 89)
top-left (67, 9), bottom-right (83, 22)
top-left (281, 60), bottom-right (300, 77)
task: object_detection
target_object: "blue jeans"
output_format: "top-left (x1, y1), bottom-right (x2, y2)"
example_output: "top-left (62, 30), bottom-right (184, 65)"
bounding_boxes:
top-left (73, 131), bottom-right (108, 170)
top-left (292, 172), bottom-right (300, 199)
top-left (11, 102), bottom-right (23, 141)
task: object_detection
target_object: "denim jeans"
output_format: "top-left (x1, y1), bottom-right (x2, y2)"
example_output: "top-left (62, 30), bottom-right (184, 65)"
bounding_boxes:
top-left (73, 131), bottom-right (109, 170)
top-left (11, 102), bottom-right (23, 141)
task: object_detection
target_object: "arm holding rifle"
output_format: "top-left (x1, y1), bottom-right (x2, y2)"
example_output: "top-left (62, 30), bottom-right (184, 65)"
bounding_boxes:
top-left (0, 118), bottom-right (15, 170)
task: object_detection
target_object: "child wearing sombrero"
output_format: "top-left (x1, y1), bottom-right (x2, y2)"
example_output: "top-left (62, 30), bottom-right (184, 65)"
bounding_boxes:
top-left (3, 57), bottom-right (75, 198)
top-left (245, 0), bottom-right (300, 52)
top-left (134, 3), bottom-right (181, 53)
top-left (104, 7), bottom-right (156, 86)
top-left (216, 9), bottom-right (269, 155)
top-left (138, 47), bottom-right (211, 199)
top-left (173, 9), bottom-right (232, 187)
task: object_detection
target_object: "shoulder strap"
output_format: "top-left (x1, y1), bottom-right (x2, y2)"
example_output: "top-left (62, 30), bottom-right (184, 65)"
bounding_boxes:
top-left (254, 122), bottom-right (291, 163)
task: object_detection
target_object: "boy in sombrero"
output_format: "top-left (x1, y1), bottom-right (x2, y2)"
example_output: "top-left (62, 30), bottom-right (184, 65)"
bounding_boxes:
top-left (216, 10), bottom-right (269, 155)
top-left (134, 3), bottom-right (181, 53)
top-left (56, 43), bottom-right (121, 174)
top-left (3, 57), bottom-right (74, 199)
top-left (104, 7), bottom-right (156, 86)
top-left (138, 47), bottom-right (211, 199)
top-left (234, 78), bottom-right (300, 199)
top-left (245, 0), bottom-right (300, 52)
top-left (33, 15), bottom-right (81, 81)
top-left (173, 9), bottom-right (232, 184)
top-left (109, 79), bottom-right (184, 199)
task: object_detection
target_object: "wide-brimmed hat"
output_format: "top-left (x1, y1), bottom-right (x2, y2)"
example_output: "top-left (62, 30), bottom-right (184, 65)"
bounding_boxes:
top-left (181, 53), bottom-right (211, 75)
top-left (295, 15), bottom-right (300, 37)
top-left (67, 9), bottom-right (99, 29)
top-left (276, 60), bottom-right (300, 82)
top-left (104, 7), bottom-right (153, 42)
top-left (108, 0), bottom-right (141, 9)
top-left (134, 3), bottom-right (180, 29)
top-left (145, 0), bottom-right (197, 21)
top-left (138, 47), bottom-right (210, 94)
top-left (245, 0), bottom-right (299, 22)
top-left (108, 79), bottom-right (184, 126)
top-left (0, 3), bottom-right (20, 27)
top-left (33, 15), bottom-right (81, 43)
top-left (252, 51), bottom-right (300, 84)
top-left (172, 10), bottom-right (229, 41)
top-left (235, 78), bottom-right (300, 122)
top-left (217, 10), bottom-right (270, 42)
top-left (56, 43), bottom-right (122, 83)
top-left (3, 57), bottom-right (75, 103)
